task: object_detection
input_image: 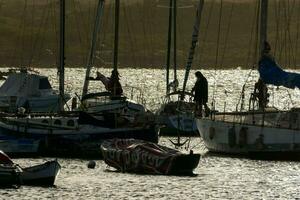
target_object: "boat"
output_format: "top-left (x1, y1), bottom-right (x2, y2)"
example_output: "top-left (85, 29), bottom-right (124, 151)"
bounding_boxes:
top-left (0, 112), bottom-right (158, 157)
top-left (0, 137), bottom-right (40, 156)
top-left (79, 0), bottom-right (150, 120)
top-left (101, 139), bottom-right (200, 176)
top-left (0, 151), bottom-right (22, 187)
top-left (0, 0), bottom-right (158, 157)
top-left (157, 0), bottom-right (204, 137)
top-left (0, 150), bottom-right (60, 186)
top-left (196, 0), bottom-right (300, 156)
top-left (21, 160), bottom-right (60, 186)
top-left (157, 91), bottom-right (198, 137)
top-left (0, 68), bottom-right (70, 113)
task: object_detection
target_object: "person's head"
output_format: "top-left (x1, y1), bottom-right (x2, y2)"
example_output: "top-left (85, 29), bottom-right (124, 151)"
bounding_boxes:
top-left (111, 69), bottom-right (120, 80)
top-left (195, 71), bottom-right (203, 79)
top-left (264, 41), bottom-right (271, 54)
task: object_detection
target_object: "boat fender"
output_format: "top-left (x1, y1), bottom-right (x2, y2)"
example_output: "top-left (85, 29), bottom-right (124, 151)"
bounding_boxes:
top-left (228, 127), bottom-right (236, 148)
top-left (87, 160), bottom-right (96, 169)
top-left (255, 134), bottom-right (264, 150)
top-left (209, 127), bottom-right (215, 140)
top-left (239, 127), bottom-right (248, 147)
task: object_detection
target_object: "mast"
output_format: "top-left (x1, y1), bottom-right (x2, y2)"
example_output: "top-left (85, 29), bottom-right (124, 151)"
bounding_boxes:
top-left (82, 0), bottom-right (105, 97)
top-left (181, 0), bottom-right (204, 98)
top-left (173, 0), bottom-right (177, 85)
top-left (113, 0), bottom-right (120, 72)
top-left (166, 0), bottom-right (173, 94)
top-left (58, 0), bottom-right (65, 111)
top-left (259, 0), bottom-right (268, 57)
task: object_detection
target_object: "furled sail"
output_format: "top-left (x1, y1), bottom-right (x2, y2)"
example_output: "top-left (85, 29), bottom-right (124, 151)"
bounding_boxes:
top-left (258, 56), bottom-right (300, 89)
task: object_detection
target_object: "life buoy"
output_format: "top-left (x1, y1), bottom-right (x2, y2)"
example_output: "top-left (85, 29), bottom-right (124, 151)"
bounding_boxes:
top-left (239, 127), bottom-right (248, 147)
top-left (209, 127), bottom-right (215, 140)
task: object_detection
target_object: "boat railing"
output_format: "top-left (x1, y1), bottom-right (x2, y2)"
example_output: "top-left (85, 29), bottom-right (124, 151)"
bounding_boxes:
top-left (212, 109), bottom-right (300, 130)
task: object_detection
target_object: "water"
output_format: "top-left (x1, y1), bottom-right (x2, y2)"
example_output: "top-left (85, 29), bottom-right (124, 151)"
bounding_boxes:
top-left (1, 68), bottom-right (300, 199)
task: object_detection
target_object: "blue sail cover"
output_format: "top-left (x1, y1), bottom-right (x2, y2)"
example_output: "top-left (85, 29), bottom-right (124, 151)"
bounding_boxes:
top-left (258, 56), bottom-right (300, 89)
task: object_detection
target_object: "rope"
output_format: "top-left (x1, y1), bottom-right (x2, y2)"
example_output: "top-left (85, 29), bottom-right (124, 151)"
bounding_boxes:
top-left (71, 0), bottom-right (87, 65)
top-left (49, 0), bottom-right (59, 67)
top-left (212, 0), bottom-right (223, 110)
top-left (123, 2), bottom-right (137, 67)
top-left (27, 1), bottom-right (49, 67)
top-left (219, 2), bottom-right (235, 68)
top-left (19, 0), bottom-right (28, 66)
top-left (296, 1), bottom-right (300, 67)
top-left (197, 0), bottom-right (215, 65)
top-left (236, 0), bottom-right (260, 112)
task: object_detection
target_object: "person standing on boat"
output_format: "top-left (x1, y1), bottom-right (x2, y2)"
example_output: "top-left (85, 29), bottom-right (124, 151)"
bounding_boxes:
top-left (192, 71), bottom-right (208, 117)
top-left (253, 78), bottom-right (269, 110)
top-left (96, 69), bottom-right (123, 96)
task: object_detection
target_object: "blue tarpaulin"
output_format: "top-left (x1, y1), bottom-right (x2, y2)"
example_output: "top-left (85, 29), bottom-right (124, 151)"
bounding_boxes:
top-left (258, 56), bottom-right (300, 89)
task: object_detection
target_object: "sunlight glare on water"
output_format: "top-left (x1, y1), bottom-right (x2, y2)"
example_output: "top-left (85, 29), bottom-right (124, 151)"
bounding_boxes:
top-left (1, 68), bottom-right (300, 199)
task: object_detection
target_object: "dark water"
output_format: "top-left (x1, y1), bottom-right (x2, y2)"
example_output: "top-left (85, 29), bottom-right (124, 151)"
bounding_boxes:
top-left (1, 68), bottom-right (300, 199)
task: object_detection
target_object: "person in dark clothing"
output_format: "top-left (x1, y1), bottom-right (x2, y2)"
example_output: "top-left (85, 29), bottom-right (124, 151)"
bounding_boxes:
top-left (96, 69), bottom-right (123, 96)
top-left (107, 69), bottom-right (123, 96)
top-left (253, 78), bottom-right (269, 110)
top-left (191, 71), bottom-right (208, 117)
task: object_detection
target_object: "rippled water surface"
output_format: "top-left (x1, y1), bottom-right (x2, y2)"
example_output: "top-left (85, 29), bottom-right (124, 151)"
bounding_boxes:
top-left (1, 68), bottom-right (300, 199)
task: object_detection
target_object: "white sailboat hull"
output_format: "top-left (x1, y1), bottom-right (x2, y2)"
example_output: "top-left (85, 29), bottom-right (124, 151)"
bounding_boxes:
top-left (196, 118), bottom-right (300, 154)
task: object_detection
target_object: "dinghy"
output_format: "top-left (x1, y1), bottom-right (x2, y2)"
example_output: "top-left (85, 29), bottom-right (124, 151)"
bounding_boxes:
top-left (101, 139), bottom-right (200, 176)
top-left (21, 160), bottom-right (61, 186)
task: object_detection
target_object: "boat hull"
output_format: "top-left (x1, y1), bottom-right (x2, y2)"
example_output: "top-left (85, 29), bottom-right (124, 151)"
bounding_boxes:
top-left (196, 118), bottom-right (300, 155)
top-left (0, 121), bottom-right (159, 157)
top-left (0, 165), bottom-right (21, 187)
top-left (21, 160), bottom-right (61, 186)
top-left (158, 114), bottom-right (199, 137)
top-left (101, 139), bottom-right (200, 175)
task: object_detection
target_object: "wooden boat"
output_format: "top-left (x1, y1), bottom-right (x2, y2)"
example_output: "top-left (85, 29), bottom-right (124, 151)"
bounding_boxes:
top-left (0, 151), bottom-right (22, 187)
top-left (21, 160), bottom-right (61, 186)
top-left (101, 139), bottom-right (200, 175)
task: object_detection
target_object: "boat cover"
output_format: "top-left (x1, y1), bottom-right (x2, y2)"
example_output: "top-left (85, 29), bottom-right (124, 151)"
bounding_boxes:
top-left (101, 139), bottom-right (188, 175)
top-left (259, 56), bottom-right (300, 89)
top-left (0, 72), bottom-right (50, 98)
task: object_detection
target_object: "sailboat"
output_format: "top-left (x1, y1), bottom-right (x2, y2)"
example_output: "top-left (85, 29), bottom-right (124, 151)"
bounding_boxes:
top-left (0, 0), bottom-right (71, 113)
top-left (196, 0), bottom-right (300, 156)
top-left (0, 0), bottom-right (158, 157)
top-left (157, 0), bottom-right (203, 138)
top-left (79, 0), bottom-right (149, 119)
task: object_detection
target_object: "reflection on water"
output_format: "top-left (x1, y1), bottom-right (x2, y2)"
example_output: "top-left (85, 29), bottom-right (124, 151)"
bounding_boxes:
top-left (1, 68), bottom-right (300, 199)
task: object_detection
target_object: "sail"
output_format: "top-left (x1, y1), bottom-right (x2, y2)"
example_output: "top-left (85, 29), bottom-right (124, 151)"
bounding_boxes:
top-left (258, 56), bottom-right (300, 89)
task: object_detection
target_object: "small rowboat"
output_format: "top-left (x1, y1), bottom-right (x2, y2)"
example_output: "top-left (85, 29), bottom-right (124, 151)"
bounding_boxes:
top-left (101, 139), bottom-right (200, 175)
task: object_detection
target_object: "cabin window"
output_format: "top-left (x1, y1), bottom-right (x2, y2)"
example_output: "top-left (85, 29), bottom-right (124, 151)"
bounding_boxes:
top-left (67, 120), bottom-right (75, 127)
top-left (39, 78), bottom-right (52, 89)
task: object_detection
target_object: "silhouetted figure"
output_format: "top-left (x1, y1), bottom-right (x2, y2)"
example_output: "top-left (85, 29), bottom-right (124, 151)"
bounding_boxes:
top-left (191, 71), bottom-right (208, 117)
top-left (253, 78), bottom-right (269, 110)
top-left (96, 70), bottom-right (123, 96)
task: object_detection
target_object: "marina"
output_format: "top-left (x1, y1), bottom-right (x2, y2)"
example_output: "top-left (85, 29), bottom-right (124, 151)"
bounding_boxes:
top-left (1, 0), bottom-right (300, 199)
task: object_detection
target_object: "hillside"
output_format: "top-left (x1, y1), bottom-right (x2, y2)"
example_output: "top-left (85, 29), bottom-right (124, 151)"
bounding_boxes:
top-left (0, 0), bottom-right (299, 69)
